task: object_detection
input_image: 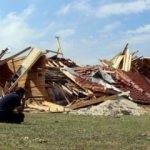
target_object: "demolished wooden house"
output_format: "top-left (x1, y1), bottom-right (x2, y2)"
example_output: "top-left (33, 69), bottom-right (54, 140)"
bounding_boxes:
top-left (0, 44), bottom-right (149, 112)
top-left (0, 47), bottom-right (64, 112)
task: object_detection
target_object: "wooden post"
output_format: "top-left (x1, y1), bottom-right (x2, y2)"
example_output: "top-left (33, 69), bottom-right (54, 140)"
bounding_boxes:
top-left (55, 36), bottom-right (64, 57)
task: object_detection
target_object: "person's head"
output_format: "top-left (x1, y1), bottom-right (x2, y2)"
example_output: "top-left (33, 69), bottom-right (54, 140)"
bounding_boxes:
top-left (15, 87), bottom-right (26, 99)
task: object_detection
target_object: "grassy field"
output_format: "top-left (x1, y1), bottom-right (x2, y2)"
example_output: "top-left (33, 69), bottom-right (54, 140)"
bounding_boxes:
top-left (0, 113), bottom-right (149, 150)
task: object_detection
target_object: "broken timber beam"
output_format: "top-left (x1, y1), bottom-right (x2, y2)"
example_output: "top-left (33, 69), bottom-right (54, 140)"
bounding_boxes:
top-left (45, 49), bottom-right (63, 55)
top-left (0, 48), bottom-right (9, 60)
top-left (0, 47), bottom-right (32, 66)
top-left (60, 68), bottom-right (93, 95)
top-left (68, 95), bottom-right (117, 110)
top-left (8, 48), bottom-right (43, 91)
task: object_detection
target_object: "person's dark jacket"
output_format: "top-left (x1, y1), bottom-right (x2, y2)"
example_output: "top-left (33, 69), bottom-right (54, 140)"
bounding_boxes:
top-left (0, 93), bottom-right (21, 112)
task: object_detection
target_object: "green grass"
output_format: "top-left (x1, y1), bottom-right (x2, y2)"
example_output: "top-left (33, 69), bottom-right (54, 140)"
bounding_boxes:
top-left (0, 113), bottom-right (149, 150)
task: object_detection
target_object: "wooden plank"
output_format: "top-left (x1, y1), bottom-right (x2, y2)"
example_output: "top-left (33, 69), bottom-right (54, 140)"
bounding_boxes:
top-left (27, 101), bottom-right (65, 112)
top-left (0, 48), bottom-right (9, 60)
top-left (0, 47), bottom-right (31, 66)
top-left (7, 58), bottom-right (23, 73)
top-left (47, 61), bottom-right (55, 67)
top-left (61, 85), bottom-right (73, 95)
top-left (11, 59), bottom-right (16, 73)
top-left (27, 103), bottom-right (51, 112)
top-left (68, 95), bottom-right (117, 110)
top-left (45, 49), bottom-right (63, 55)
top-left (128, 54), bottom-right (132, 71)
top-left (42, 101), bottom-right (65, 112)
top-left (60, 68), bottom-right (93, 95)
top-left (55, 36), bottom-right (64, 57)
top-left (52, 61), bottom-right (60, 67)
top-left (112, 55), bottom-right (124, 69)
top-left (122, 49), bottom-right (132, 71)
top-left (9, 48), bottom-right (43, 91)
top-left (122, 43), bottom-right (129, 54)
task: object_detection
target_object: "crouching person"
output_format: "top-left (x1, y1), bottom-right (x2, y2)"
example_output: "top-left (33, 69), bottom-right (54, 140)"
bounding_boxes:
top-left (0, 87), bottom-right (26, 123)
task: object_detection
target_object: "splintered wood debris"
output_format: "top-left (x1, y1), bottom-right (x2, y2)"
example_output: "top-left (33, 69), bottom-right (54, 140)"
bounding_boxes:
top-left (0, 43), bottom-right (149, 113)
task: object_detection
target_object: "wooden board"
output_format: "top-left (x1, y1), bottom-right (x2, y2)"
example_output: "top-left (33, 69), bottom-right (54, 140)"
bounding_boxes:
top-left (0, 47), bottom-right (31, 66)
top-left (68, 95), bottom-right (117, 110)
top-left (60, 68), bottom-right (93, 95)
top-left (112, 55), bottom-right (124, 69)
top-left (27, 101), bottom-right (65, 112)
top-left (122, 49), bottom-right (131, 71)
top-left (9, 48), bottom-right (43, 91)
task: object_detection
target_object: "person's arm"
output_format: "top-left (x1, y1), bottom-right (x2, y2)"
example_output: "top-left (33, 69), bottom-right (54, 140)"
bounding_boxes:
top-left (14, 98), bottom-right (27, 113)
top-left (21, 98), bottom-right (26, 109)
top-left (15, 106), bottom-right (24, 113)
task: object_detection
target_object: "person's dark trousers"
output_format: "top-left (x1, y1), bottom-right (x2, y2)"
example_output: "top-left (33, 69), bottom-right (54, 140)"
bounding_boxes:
top-left (0, 111), bottom-right (25, 123)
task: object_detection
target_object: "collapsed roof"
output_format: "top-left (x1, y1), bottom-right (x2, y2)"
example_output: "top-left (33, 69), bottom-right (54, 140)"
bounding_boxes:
top-left (0, 44), bottom-right (149, 112)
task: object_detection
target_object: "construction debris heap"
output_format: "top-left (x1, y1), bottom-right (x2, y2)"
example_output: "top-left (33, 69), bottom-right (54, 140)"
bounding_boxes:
top-left (0, 43), bottom-right (149, 114)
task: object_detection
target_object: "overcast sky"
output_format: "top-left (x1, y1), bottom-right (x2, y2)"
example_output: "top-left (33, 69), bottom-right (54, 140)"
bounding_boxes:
top-left (0, 0), bottom-right (150, 65)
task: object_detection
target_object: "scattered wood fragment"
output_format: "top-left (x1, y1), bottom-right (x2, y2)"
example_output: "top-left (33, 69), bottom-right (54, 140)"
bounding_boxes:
top-left (68, 95), bottom-right (118, 110)
top-left (27, 101), bottom-right (65, 112)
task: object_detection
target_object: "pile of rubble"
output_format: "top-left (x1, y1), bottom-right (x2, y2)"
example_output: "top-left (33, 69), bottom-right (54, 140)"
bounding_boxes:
top-left (69, 96), bottom-right (146, 116)
top-left (0, 42), bottom-right (149, 115)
